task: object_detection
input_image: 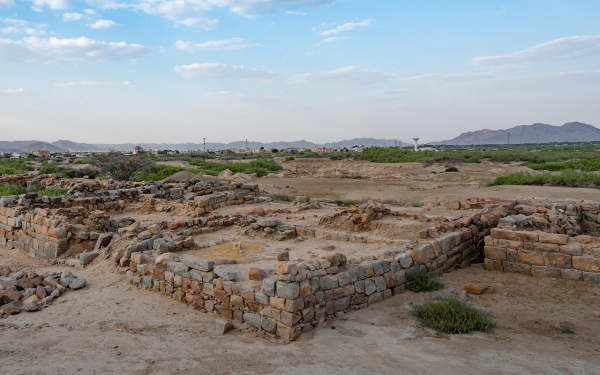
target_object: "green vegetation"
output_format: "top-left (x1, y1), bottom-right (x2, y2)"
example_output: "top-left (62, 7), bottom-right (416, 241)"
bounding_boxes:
top-left (445, 166), bottom-right (459, 172)
top-left (279, 195), bottom-right (294, 202)
top-left (330, 199), bottom-right (358, 206)
top-left (407, 272), bottom-right (444, 292)
top-left (489, 171), bottom-right (600, 188)
top-left (0, 160), bottom-right (34, 175)
top-left (285, 156), bottom-right (295, 161)
top-left (38, 163), bottom-right (58, 175)
top-left (353, 145), bottom-right (600, 167)
top-left (412, 202), bottom-right (424, 207)
top-left (133, 164), bottom-right (200, 182)
top-left (559, 326), bottom-right (576, 334)
top-left (37, 187), bottom-right (68, 197)
top-left (0, 184), bottom-right (26, 196)
top-left (411, 296), bottom-right (496, 334)
top-left (187, 159), bottom-right (281, 177)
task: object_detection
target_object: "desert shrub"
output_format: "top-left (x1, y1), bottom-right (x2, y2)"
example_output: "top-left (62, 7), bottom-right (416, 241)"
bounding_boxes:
top-left (412, 202), bottom-right (424, 207)
top-left (133, 164), bottom-right (198, 182)
top-left (330, 200), bottom-right (357, 206)
top-left (445, 166), bottom-right (459, 172)
top-left (559, 326), bottom-right (576, 334)
top-left (59, 167), bottom-right (99, 179)
top-left (407, 272), bottom-right (444, 292)
top-left (38, 188), bottom-right (67, 197)
top-left (279, 195), bottom-right (294, 202)
top-left (411, 296), bottom-right (496, 334)
top-left (285, 156), bottom-right (295, 161)
top-left (0, 160), bottom-right (34, 175)
top-left (94, 150), bottom-right (149, 181)
top-left (0, 184), bottom-right (26, 196)
top-left (468, 156), bottom-right (481, 163)
top-left (187, 159), bottom-right (280, 177)
top-left (489, 171), bottom-right (600, 188)
top-left (38, 163), bottom-right (58, 175)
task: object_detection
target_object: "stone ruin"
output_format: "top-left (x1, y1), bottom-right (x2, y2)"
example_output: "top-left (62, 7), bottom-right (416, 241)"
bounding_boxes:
top-left (2, 177), bottom-right (600, 341)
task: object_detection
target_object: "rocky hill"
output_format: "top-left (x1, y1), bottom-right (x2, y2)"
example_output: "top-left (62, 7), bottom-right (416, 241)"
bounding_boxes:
top-left (432, 122), bottom-right (600, 145)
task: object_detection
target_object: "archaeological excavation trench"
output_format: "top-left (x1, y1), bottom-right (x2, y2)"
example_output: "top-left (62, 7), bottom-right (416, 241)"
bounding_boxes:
top-left (2, 173), bottom-right (600, 341)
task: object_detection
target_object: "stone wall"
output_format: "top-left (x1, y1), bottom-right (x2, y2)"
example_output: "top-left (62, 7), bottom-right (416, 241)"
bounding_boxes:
top-left (484, 228), bottom-right (600, 284)
top-left (0, 180), bottom-right (262, 260)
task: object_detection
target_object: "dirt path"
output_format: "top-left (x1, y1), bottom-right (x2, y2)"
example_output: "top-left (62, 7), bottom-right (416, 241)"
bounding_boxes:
top-left (2, 245), bottom-right (599, 375)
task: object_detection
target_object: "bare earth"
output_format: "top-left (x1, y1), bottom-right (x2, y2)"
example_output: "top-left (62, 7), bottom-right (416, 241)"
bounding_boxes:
top-left (2, 160), bottom-right (600, 374)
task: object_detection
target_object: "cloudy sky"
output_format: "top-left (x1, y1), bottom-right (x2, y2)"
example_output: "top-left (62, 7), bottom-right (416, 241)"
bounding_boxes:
top-left (1, 0), bottom-right (599, 144)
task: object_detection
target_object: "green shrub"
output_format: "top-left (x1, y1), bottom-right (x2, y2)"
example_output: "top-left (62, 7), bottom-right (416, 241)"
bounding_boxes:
top-left (407, 272), bottom-right (443, 292)
top-left (0, 184), bottom-right (26, 196)
top-left (133, 164), bottom-right (200, 182)
top-left (330, 200), bottom-right (358, 206)
top-left (59, 167), bottom-right (99, 179)
top-left (489, 171), bottom-right (600, 188)
top-left (411, 296), bottom-right (496, 334)
top-left (285, 156), bottom-right (295, 161)
top-left (560, 326), bottom-right (576, 334)
top-left (412, 202), bottom-right (424, 207)
top-left (37, 188), bottom-right (67, 197)
top-left (187, 159), bottom-right (281, 177)
top-left (467, 156), bottom-right (481, 163)
top-left (38, 163), bottom-right (58, 175)
top-left (279, 195), bottom-right (294, 202)
top-left (445, 166), bottom-right (459, 172)
top-left (0, 160), bottom-right (34, 175)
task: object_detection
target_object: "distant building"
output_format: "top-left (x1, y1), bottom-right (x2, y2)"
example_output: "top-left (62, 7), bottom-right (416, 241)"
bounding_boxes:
top-left (32, 150), bottom-right (51, 159)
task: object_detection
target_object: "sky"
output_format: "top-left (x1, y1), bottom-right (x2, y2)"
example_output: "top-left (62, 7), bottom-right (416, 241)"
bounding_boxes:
top-left (1, 0), bottom-right (600, 144)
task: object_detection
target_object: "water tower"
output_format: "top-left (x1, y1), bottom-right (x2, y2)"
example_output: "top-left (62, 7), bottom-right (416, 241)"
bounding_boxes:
top-left (412, 137), bottom-right (419, 152)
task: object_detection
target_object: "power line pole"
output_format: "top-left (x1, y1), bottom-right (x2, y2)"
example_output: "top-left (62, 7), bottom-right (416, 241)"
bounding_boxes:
top-left (507, 132), bottom-right (510, 145)
top-left (203, 138), bottom-right (206, 152)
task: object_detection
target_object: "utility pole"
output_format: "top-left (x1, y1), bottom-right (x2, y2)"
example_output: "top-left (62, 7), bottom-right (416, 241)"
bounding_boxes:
top-left (537, 134), bottom-right (539, 144)
top-left (246, 138), bottom-right (248, 149)
top-left (203, 138), bottom-right (206, 152)
top-left (507, 132), bottom-right (510, 145)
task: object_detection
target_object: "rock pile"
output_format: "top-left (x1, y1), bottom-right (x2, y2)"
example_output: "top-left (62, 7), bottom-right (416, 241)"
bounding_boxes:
top-left (0, 268), bottom-right (86, 317)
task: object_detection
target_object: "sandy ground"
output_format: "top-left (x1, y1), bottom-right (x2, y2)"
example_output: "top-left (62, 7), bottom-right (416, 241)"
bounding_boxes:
top-left (3, 159), bottom-right (600, 374)
top-left (1, 246), bottom-right (600, 375)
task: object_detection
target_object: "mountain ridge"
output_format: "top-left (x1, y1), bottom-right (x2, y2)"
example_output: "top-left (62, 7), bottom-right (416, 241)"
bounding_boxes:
top-left (431, 122), bottom-right (600, 145)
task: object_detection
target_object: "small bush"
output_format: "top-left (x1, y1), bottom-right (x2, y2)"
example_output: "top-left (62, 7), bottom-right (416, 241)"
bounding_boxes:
top-left (38, 163), bottom-right (58, 175)
top-left (560, 326), bottom-right (576, 334)
top-left (285, 156), bottom-right (295, 161)
top-left (0, 184), bottom-right (26, 197)
top-left (412, 202), bottom-right (424, 207)
top-left (279, 195), bottom-right (294, 202)
top-left (37, 187), bottom-right (68, 197)
top-left (407, 272), bottom-right (444, 292)
top-left (411, 296), bottom-right (496, 334)
top-left (467, 156), bottom-right (481, 163)
top-left (445, 166), bottom-right (459, 172)
top-left (489, 171), bottom-right (600, 188)
top-left (330, 200), bottom-right (358, 206)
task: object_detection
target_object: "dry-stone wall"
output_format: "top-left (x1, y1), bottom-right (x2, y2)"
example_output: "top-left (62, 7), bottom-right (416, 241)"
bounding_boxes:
top-left (0, 180), bottom-right (262, 261)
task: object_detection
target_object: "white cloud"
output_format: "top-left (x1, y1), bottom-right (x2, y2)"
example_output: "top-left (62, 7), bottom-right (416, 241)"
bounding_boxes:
top-left (210, 0), bottom-right (333, 16)
top-left (286, 11), bottom-right (307, 15)
top-left (62, 12), bottom-right (83, 21)
top-left (91, 19), bottom-right (118, 29)
top-left (135, 0), bottom-right (218, 29)
top-left (404, 72), bottom-right (494, 83)
top-left (288, 66), bottom-right (394, 84)
top-left (472, 35), bottom-right (600, 65)
top-left (0, 36), bottom-right (152, 63)
top-left (1, 88), bottom-right (25, 94)
top-left (30, 0), bottom-right (75, 10)
top-left (175, 37), bottom-right (261, 51)
top-left (2, 19), bottom-right (47, 36)
top-left (84, 8), bottom-right (97, 15)
top-left (321, 36), bottom-right (346, 43)
top-left (54, 81), bottom-right (137, 88)
top-left (320, 19), bottom-right (372, 36)
top-left (203, 90), bottom-right (244, 99)
top-left (174, 63), bottom-right (276, 80)
top-left (0, 0), bottom-right (15, 8)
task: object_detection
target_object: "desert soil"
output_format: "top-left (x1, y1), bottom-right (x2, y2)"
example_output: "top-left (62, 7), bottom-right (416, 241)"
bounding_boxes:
top-left (2, 159), bottom-right (600, 374)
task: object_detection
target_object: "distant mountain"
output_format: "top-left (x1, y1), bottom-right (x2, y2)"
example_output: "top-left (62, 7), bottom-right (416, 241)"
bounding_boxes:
top-left (0, 138), bottom-right (410, 152)
top-left (19, 142), bottom-right (65, 153)
top-left (51, 140), bottom-right (102, 152)
top-left (432, 122), bottom-right (600, 145)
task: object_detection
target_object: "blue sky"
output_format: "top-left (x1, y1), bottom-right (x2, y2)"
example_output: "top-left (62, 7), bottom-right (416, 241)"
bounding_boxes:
top-left (1, 0), bottom-right (600, 144)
